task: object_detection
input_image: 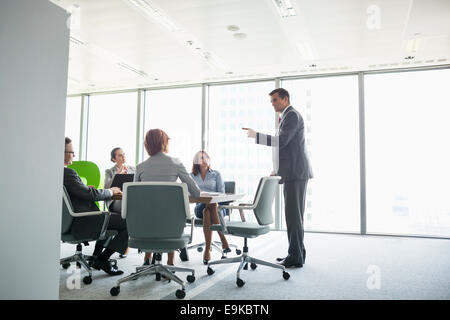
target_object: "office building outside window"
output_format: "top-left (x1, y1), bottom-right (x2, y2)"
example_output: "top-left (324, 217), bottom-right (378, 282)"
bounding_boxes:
top-left (282, 75), bottom-right (360, 232)
top-left (144, 87), bottom-right (202, 167)
top-left (208, 81), bottom-right (276, 224)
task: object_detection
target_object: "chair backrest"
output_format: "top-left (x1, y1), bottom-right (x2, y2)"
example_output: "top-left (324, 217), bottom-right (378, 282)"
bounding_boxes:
top-left (224, 181), bottom-right (235, 194)
top-left (252, 176), bottom-right (281, 226)
top-left (68, 161), bottom-right (101, 189)
top-left (61, 186), bottom-right (75, 234)
top-left (122, 182), bottom-right (190, 239)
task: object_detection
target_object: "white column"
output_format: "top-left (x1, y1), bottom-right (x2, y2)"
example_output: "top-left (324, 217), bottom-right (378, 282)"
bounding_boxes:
top-left (0, 0), bottom-right (70, 299)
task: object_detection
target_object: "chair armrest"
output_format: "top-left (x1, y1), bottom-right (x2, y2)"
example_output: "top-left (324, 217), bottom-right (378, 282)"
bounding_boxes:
top-left (98, 211), bottom-right (112, 240)
top-left (70, 210), bottom-right (109, 218)
top-left (188, 215), bottom-right (195, 244)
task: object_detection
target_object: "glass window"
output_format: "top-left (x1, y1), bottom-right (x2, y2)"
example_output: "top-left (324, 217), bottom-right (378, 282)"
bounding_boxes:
top-left (87, 92), bottom-right (138, 187)
top-left (144, 87), bottom-right (202, 167)
top-left (65, 96), bottom-right (82, 155)
top-left (282, 75), bottom-right (360, 232)
top-left (365, 69), bottom-right (450, 237)
top-left (208, 81), bottom-right (276, 220)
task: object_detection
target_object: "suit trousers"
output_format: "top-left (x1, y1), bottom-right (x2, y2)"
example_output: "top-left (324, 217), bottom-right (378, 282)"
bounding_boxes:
top-left (95, 212), bottom-right (128, 255)
top-left (283, 179), bottom-right (308, 264)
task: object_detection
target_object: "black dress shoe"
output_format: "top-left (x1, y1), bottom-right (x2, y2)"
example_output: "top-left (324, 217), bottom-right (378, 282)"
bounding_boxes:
top-left (279, 256), bottom-right (303, 268)
top-left (93, 259), bottom-right (124, 276)
top-left (276, 256), bottom-right (288, 262)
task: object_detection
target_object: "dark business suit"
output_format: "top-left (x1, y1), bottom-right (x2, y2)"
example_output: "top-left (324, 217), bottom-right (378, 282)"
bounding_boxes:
top-left (63, 167), bottom-right (128, 254)
top-left (256, 106), bottom-right (313, 265)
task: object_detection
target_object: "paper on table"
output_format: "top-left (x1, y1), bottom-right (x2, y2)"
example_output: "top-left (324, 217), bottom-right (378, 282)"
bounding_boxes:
top-left (200, 192), bottom-right (221, 196)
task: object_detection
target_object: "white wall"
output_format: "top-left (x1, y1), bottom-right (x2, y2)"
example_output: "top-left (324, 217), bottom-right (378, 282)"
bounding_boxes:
top-left (0, 0), bottom-right (70, 299)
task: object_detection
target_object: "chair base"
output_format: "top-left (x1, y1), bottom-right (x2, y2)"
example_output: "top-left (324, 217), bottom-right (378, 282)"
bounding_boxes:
top-left (186, 241), bottom-right (240, 257)
top-left (206, 239), bottom-right (288, 286)
top-left (111, 253), bottom-right (195, 299)
top-left (60, 244), bottom-right (118, 281)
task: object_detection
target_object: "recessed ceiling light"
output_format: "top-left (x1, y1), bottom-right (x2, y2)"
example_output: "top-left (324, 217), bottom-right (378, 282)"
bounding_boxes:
top-left (233, 33), bottom-right (247, 39)
top-left (225, 71), bottom-right (233, 74)
top-left (309, 64), bottom-right (317, 67)
top-left (404, 56), bottom-right (415, 60)
top-left (227, 25), bottom-right (240, 32)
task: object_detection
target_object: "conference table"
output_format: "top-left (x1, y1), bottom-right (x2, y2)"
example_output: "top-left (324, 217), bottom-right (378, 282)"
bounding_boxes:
top-left (112, 192), bottom-right (245, 204)
top-left (111, 192), bottom-right (246, 229)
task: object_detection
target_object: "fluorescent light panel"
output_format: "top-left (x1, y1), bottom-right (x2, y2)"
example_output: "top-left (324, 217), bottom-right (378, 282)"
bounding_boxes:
top-left (272, 0), bottom-right (296, 18)
top-left (125, 0), bottom-right (179, 32)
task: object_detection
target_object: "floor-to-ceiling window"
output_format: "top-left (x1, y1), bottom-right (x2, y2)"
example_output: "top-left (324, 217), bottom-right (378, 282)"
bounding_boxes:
top-left (87, 92), bottom-right (138, 187)
top-left (65, 96), bottom-right (82, 156)
top-left (282, 75), bottom-right (360, 232)
top-left (208, 81), bottom-right (276, 218)
top-left (143, 87), bottom-right (202, 167)
top-left (365, 68), bottom-right (450, 237)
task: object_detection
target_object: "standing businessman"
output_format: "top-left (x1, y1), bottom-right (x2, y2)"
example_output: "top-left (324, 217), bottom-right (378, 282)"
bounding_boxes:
top-left (243, 88), bottom-right (313, 268)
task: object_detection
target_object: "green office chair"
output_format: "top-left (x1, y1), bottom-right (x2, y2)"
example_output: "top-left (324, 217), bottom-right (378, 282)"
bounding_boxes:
top-left (110, 182), bottom-right (196, 299)
top-left (206, 176), bottom-right (290, 287)
top-left (60, 186), bottom-right (118, 285)
top-left (68, 160), bottom-right (102, 208)
top-left (184, 181), bottom-right (241, 262)
top-left (68, 161), bottom-right (101, 189)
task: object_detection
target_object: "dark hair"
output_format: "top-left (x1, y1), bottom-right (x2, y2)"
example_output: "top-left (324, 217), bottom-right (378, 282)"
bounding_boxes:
top-left (110, 147), bottom-right (121, 162)
top-left (269, 88), bottom-right (290, 102)
top-left (144, 129), bottom-right (169, 156)
top-left (65, 137), bottom-right (72, 145)
top-left (192, 150), bottom-right (211, 176)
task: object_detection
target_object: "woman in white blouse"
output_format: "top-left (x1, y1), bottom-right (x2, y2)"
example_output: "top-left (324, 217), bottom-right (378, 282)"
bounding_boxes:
top-left (191, 151), bottom-right (230, 264)
top-left (105, 147), bottom-right (136, 258)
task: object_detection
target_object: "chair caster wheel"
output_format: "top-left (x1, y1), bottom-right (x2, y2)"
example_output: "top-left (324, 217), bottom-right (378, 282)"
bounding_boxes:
top-left (186, 275), bottom-right (195, 283)
top-left (197, 247), bottom-right (203, 252)
top-left (250, 263), bottom-right (257, 270)
top-left (62, 263), bottom-right (70, 269)
top-left (236, 278), bottom-right (245, 287)
top-left (283, 271), bottom-right (290, 280)
top-left (207, 267), bottom-right (215, 276)
top-left (110, 286), bottom-right (120, 296)
top-left (236, 249), bottom-right (242, 255)
top-left (82, 276), bottom-right (92, 285)
top-left (175, 289), bottom-right (186, 299)
top-left (156, 273), bottom-right (161, 281)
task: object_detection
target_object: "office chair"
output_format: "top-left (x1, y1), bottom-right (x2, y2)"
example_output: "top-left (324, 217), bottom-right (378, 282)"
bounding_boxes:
top-left (110, 182), bottom-right (196, 299)
top-left (68, 160), bottom-right (102, 209)
top-left (206, 176), bottom-right (290, 287)
top-left (68, 161), bottom-right (101, 188)
top-left (183, 181), bottom-right (241, 262)
top-left (60, 186), bottom-right (118, 285)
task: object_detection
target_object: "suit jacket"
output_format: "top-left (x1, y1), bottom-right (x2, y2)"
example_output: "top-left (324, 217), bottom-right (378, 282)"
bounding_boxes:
top-left (135, 152), bottom-right (201, 197)
top-left (256, 106), bottom-right (313, 182)
top-left (63, 167), bottom-right (112, 213)
top-left (63, 167), bottom-right (113, 239)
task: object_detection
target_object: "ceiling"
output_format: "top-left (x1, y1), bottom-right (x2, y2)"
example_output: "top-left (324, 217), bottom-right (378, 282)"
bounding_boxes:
top-left (49, 0), bottom-right (450, 95)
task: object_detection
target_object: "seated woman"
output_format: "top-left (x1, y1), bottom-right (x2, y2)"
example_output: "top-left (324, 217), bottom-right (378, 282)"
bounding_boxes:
top-left (191, 150), bottom-right (230, 264)
top-left (135, 129), bottom-right (201, 266)
top-left (104, 147), bottom-right (136, 258)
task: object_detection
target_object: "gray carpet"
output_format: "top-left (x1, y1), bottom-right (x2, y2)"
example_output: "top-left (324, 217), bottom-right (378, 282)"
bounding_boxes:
top-left (59, 230), bottom-right (450, 300)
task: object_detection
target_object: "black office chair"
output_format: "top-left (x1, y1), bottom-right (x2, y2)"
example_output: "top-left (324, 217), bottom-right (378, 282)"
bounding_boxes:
top-left (181, 181), bottom-right (241, 262)
top-left (60, 186), bottom-right (118, 285)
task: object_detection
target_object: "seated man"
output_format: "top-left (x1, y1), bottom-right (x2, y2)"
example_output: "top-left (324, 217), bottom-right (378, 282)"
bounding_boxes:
top-left (63, 137), bottom-right (127, 276)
